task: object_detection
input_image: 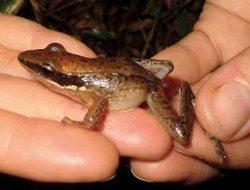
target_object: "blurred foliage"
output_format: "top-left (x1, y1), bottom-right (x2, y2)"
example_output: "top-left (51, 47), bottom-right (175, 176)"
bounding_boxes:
top-left (17, 0), bottom-right (204, 57)
top-left (0, 0), bottom-right (24, 14)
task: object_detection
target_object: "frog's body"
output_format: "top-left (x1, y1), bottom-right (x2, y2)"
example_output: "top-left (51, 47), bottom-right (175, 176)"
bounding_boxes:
top-left (18, 43), bottom-right (227, 163)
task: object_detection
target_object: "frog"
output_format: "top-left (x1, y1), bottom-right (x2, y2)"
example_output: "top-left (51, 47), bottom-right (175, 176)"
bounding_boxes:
top-left (18, 43), bottom-right (227, 164)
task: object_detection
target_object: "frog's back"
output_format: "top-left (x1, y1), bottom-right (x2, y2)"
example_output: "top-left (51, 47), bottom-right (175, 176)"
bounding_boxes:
top-left (59, 55), bottom-right (155, 80)
top-left (53, 55), bottom-right (163, 110)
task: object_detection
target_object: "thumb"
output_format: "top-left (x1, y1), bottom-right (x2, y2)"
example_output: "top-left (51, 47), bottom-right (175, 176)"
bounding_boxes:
top-left (196, 47), bottom-right (250, 142)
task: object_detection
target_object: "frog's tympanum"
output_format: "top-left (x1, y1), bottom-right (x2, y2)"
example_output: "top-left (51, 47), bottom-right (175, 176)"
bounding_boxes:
top-left (18, 43), bottom-right (227, 164)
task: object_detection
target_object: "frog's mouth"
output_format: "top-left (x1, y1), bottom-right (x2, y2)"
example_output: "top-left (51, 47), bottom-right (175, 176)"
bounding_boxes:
top-left (19, 58), bottom-right (85, 87)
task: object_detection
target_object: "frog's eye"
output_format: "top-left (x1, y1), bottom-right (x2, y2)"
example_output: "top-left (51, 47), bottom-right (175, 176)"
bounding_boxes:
top-left (40, 62), bottom-right (56, 77)
top-left (46, 43), bottom-right (66, 52)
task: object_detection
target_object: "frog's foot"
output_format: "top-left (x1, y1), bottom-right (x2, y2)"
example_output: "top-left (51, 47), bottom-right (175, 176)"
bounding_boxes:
top-left (62, 97), bottom-right (108, 129)
top-left (61, 116), bottom-right (85, 127)
top-left (206, 132), bottom-right (228, 165)
top-left (132, 58), bottom-right (174, 79)
top-left (61, 115), bottom-right (103, 129)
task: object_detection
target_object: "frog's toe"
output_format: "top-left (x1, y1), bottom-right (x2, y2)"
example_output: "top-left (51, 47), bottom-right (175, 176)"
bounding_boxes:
top-left (171, 125), bottom-right (190, 146)
top-left (61, 116), bottom-right (84, 127)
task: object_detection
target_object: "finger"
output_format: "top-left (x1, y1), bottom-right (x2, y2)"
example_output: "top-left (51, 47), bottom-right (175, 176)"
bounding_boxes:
top-left (153, 2), bottom-right (250, 83)
top-left (0, 75), bottom-right (171, 160)
top-left (196, 47), bottom-right (250, 141)
top-left (0, 45), bottom-right (22, 77)
top-left (0, 15), bottom-right (96, 79)
top-left (101, 109), bottom-right (171, 160)
top-left (153, 31), bottom-right (220, 83)
top-left (0, 14), bottom-right (95, 81)
top-left (0, 109), bottom-right (118, 182)
top-left (174, 126), bottom-right (250, 168)
top-left (130, 150), bottom-right (219, 184)
top-left (0, 14), bottom-right (95, 57)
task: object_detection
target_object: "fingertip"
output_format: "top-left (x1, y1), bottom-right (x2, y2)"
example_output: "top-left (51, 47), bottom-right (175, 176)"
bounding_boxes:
top-left (130, 151), bottom-right (219, 184)
top-left (211, 82), bottom-right (250, 140)
top-left (0, 110), bottom-right (119, 182)
top-left (196, 58), bottom-right (250, 142)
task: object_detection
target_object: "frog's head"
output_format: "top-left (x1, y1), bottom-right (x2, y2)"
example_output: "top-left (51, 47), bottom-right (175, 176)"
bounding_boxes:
top-left (18, 43), bottom-right (84, 88)
top-left (18, 43), bottom-right (68, 74)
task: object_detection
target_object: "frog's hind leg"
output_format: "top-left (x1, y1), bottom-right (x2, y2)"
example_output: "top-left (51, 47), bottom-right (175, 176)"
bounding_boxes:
top-left (179, 82), bottom-right (228, 164)
top-left (147, 82), bottom-right (194, 145)
top-left (147, 82), bottom-right (227, 164)
top-left (132, 58), bottom-right (174, 79)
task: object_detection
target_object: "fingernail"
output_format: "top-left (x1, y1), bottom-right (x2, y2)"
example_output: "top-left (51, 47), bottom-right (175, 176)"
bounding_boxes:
top-left (209, 81), bottom-right (250, 139)
top-left (130, 168), bottom-right (152, 182)
top-left (101, 173), bottom-right (116, 182)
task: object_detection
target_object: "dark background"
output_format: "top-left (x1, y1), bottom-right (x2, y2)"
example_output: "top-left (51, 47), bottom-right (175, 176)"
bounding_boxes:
top-left (0, 168), bottom-right (250, 189)
top-left (18, 0), bottom-right (206, 58)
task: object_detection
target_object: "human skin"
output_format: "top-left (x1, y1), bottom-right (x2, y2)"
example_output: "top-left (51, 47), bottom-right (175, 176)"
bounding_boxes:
top-left (131, 0), bottom-right (250, 183)
top-left (0, 14), bottom-right (170, 182)
top-left (0, 0), bottom-right (249, 184)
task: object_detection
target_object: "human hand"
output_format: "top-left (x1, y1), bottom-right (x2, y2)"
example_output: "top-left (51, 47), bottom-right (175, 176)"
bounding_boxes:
top-left (130, 0), bottom-right (250, 184)
top-left (0, 14), bottom-right (171, 182)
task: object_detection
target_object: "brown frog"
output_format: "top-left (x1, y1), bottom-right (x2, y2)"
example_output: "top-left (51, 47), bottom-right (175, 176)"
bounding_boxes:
top-left (18, 43), bottom-right (227, 164)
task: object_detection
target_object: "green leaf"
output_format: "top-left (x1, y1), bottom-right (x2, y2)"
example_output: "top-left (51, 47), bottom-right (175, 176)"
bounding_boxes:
top-left (0, 0), bottom-right (25, 14)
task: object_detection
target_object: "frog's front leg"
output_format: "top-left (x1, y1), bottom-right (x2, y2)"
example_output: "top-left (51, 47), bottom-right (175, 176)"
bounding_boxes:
top-left (83, 97), bottom-right (108, 128)
top-left (62, 96), bottom-right (108, 129)
top-left (132, 58), bottom-right (174, 79)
